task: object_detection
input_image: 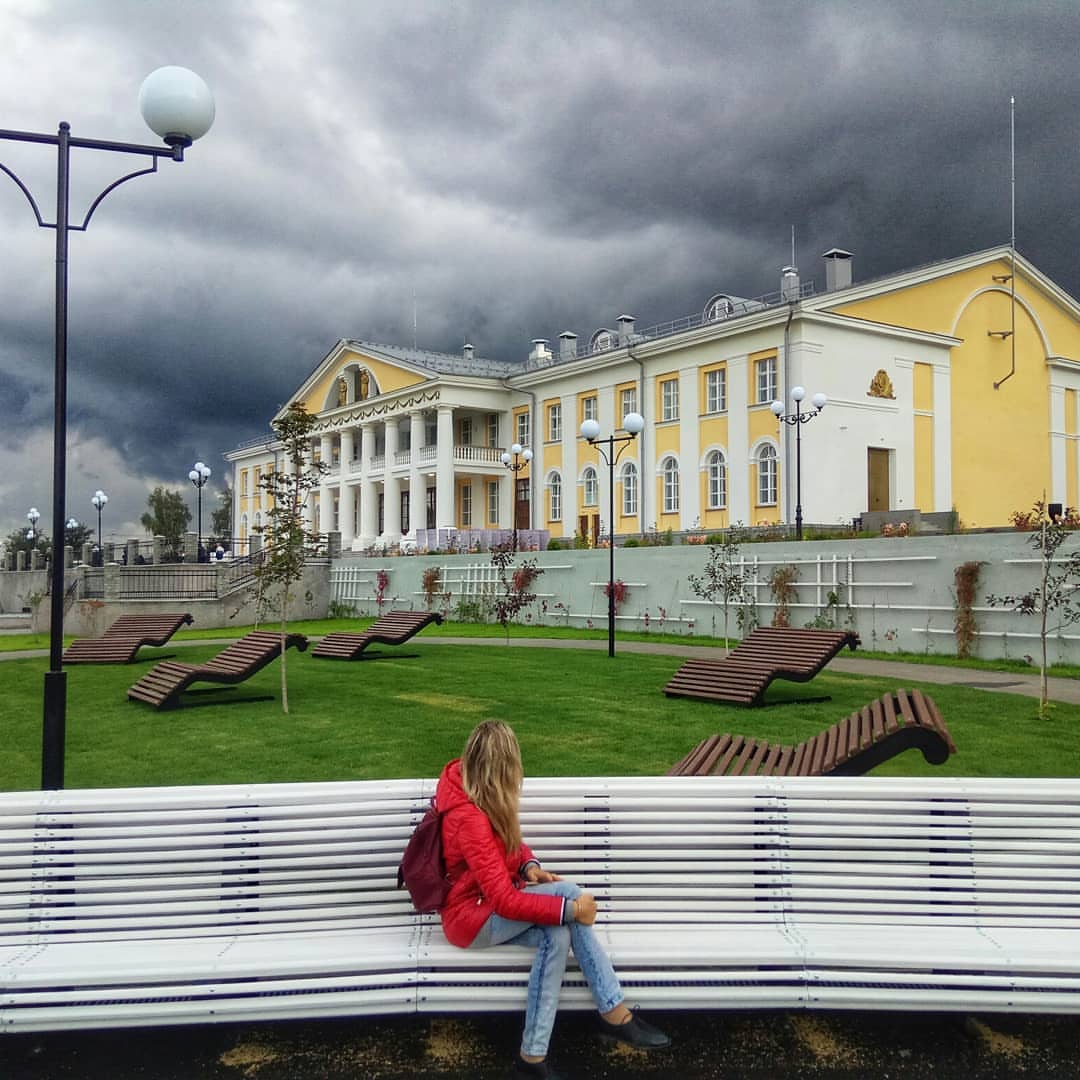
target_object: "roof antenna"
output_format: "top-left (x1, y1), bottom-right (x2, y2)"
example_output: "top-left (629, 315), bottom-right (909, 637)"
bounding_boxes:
top-left (992, 95), bottom-right (1017, 390)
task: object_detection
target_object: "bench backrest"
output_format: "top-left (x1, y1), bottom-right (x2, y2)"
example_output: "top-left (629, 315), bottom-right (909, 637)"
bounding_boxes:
top-left (2, 776), bottom-right (1078, 950)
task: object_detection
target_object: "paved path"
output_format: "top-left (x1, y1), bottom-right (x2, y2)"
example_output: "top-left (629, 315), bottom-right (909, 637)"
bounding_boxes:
top-left (3, 633), bottom-right (1078, 702)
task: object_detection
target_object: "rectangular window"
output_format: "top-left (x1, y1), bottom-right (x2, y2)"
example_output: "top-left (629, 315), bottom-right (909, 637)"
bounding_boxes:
top-left (459, 416), bottom-right (473, 445)
top-left (706, 368), bottom-right (727, 413)
top-left (486, 414), bottom-right (499, 447)
top-left (549, 478), bottom-right (562, 522)
top-left (661, 378), bottom-right (679, 421)
top-left (756, 356), bottom-right (778, 404)
top-left (461, 483), bottom-right (473, 527)
top-left (664, 464), bottom-right (680, 513)
top-left (425, 415), bottom-right (438, 446)
top-left (240, 470), bottom-right (248, 496)
top-left (620, 386), bottom-right (637, 420)
top-left (516, 411), bottom-right (531, 447)
top-left (487, 481), bottom-right (499, 524)
top-left (622, 465), bottom-right (638, 517)
top-left (548, 402), bottom-right (562, 442)
top-left (582, 395), bottom-right (597, 422)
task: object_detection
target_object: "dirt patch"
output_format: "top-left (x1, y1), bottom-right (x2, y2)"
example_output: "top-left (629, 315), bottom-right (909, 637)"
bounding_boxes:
top-left (426, 1019), bottom-right (481, 1070)
top-left (789, 1015), bottom-right (860, 1069)
top-left (965, 1018), bottom-right (1026, 1060)
top-left (219, 1040), bottom-right (282, 1076)
top-left (397, 692), bottom-right (488, 714)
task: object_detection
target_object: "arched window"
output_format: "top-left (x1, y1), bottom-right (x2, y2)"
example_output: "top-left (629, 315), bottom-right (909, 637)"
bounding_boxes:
top-left (757, 444), bottom-right (777, 506)
top-left (706, 450), bottom-right (727, 509)
top-left (590, 329), bottom-right (614, 353)
top-left (621, 461), bottom-right (638, 517)
top-left (662, 457), bottom-right (680, 513)
top-left (582, 466), bottom-right (598, 507)
top-left (704, 294), bottom-right (734, 322)
top-left (547, 472), bottom-right (562, 522)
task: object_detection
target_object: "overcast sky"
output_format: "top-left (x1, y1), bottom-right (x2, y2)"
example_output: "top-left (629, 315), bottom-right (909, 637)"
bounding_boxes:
top-left (2, 0), bottom-right (1079, 543)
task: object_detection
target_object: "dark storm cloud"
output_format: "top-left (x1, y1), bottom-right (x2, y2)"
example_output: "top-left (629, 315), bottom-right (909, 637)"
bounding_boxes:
top-left (2, 0), bottom-right (1080, 539)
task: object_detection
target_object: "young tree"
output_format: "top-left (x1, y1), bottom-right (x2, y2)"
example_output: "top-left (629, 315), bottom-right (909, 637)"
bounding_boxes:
top-left (211, 489), bottom-right (233, 548)
top-left (490, 543), bottom-right (543, 643)
top-left (986, 497), bottom-right (1080, 718)
top-left (141, 487), bottom-right (191, 556)
top-left (686, 525), bottom-right (750, 653)
top-left (252, 402), bottom-right (328, 713)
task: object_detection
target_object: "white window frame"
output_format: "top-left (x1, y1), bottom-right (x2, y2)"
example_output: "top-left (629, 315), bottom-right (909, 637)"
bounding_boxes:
top-left (461, 483), bottom-right (473, 526)
top-left (706, 368), bottom-right (727, 414)
top-left (516, 411), bottom-right (530, 447)
top-left (582, 466), bottom-right (598, 507)
top-left (548, 403), bottom-right (562, 443)
top-left (583, 396), bottom-right (597, 423)
top-left (621, 461), bottom-right (638, 517)
top-left (661, 378), bottom-right (679, 422)
top-left (548, 472), bottom-right (562, 522)
top-left (486, 414), bottom-right (499, 447)
top-left (706, 450), bottom-right (727, 509)
top-left (662, 457), bottom-right (680, 513)
top-left (620, 386), bottom-right (637, 420)
top-left (487, 480), bottom-right (499, 524)
top-left (756, 356), bottom-right (778, 404)
top-left (459, 416), bottom-right (474, 445)
top-left (757, 444), bottom-right (778, 506)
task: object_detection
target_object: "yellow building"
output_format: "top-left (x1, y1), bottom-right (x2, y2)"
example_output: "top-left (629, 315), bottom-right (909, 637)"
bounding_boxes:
top-left (227, 245), bottom-right (1080, 549)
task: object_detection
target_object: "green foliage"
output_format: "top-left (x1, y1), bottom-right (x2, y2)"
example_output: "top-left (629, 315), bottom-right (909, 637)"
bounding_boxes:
top-left (140, 487), bottom-right (191, 554)
top-left (453, 597), bottom-right (490, 623)
top-left (686, 525), bottom-right (751, 653)
top-left (211, 489), bottom-right (233, 544)
top-left (4, 527), bottom-right (46, 560)
top-left (327, 600), bottom-right (358, 619)
top-left (252, 401), bottom-right (329, 713)
top-left (987, 496), bottom-right (1080, 718)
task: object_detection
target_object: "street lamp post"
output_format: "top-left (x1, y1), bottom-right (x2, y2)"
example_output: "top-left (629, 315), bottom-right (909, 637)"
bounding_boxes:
top-left (0, 66), bottom-right (214, 790)
top-left (770, 386), bottom-right (827, 541)
top-left (26, 507), bottom-right (40, 545)
top-left (580, 412), bottom-right (645, 658)
top-left (91, 490), bottom-right (108, 551)
top-left (189, 461), bottom-right (212, 561)
top-left (499, 443), bottom-right (533, 552)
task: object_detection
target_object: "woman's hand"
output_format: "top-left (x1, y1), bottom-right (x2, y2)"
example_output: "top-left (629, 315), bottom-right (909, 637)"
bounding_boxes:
top-left (572, 892), bottom-right (598, 925)
top-left (525, 866), bottom-right (562, 884)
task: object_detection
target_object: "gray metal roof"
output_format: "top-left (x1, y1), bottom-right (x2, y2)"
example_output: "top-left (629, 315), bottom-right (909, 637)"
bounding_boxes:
top-left (344, 339), bottom-right (521, 378)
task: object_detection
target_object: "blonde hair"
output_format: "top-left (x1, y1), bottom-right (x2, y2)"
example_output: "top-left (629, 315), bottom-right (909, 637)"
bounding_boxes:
top-left (460, 720), bottom-right (523, 852)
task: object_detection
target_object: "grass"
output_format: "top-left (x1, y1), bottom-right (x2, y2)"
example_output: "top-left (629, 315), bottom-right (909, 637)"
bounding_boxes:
top-left (1, 635), bottom-right (1078, 791)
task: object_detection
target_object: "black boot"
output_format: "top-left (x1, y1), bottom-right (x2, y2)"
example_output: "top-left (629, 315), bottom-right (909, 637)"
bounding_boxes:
top-left (598, 1006), bottom-right (671, 1050)
top-left (513, 1054), bottom-right (565, 1079)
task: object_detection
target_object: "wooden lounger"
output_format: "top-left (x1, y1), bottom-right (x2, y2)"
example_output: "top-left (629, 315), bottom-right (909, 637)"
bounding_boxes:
top-left (311, 610), bottom-right (444, 660)
top-left (663, 626), bottom-right (860, 707)
top-left (62, 613), bottom-right (194, 664)
top-left (126, 631), bottom-right (308, 709)
top-left (668, 688), bottom-right (956, 777)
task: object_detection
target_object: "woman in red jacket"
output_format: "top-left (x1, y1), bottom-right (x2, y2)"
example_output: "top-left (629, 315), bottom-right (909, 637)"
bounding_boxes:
top-left (436, 720), bottom-right (670, 1080)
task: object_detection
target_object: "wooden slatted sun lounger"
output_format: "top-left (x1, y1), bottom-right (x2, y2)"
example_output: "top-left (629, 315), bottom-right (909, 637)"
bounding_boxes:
top-left (126, 630), bottom-right (308, 709)
top-left (663, 626), bottom-right (860, 707)
top-left (668, 687), bottom-right (956, 777)
top-left (311, 610), bottom-right (444, 660)
top-left (62, 613), bottom-right (194, 664)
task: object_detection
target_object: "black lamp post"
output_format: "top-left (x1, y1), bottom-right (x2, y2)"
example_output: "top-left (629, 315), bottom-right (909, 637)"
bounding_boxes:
top-left (770, 386), bottom-right (827, 541)
top-left (189, 461), bottom-right (212, 561)
top-left (0, 66), bottom-right (214, 790)
top-left (499, 443), bottom-right (533, 552)
top-left (580, 412), bottom-right (645, 658)
top-left (91, 490), bottom-right (108, 551)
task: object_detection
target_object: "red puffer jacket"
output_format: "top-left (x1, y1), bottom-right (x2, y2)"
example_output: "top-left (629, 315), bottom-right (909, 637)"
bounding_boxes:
top-left (436, 758), bottom-right (566, 947)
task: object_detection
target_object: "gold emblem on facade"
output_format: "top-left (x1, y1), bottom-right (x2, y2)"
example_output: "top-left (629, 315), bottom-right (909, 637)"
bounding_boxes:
top-left (868, 370), bottom-right (895, 399)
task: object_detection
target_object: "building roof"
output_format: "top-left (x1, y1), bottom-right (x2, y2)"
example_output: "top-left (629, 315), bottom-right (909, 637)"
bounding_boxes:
top-left (342, 339), bottom-right (521, 378)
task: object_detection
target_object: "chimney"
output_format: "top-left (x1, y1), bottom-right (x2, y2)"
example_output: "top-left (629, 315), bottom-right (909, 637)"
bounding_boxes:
top-left (823, 248), bottom-right (853, 291)
top-left (462, 343), bottom-right (474, 361)
top-left (781, 266), bottom-right (800, 302)
top-left (617, 314), bottom-right (636, 344)
top-left (559, 331), bottom-right (578, 361)
top-left (530, 338), bottom-right (551, 362)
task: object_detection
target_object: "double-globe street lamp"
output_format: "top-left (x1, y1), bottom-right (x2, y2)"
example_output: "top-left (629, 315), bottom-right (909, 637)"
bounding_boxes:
top-left (770, 386), bottom-right (827, 541)
top-left (580, 412), bottom-right (645, 658)
top-left (499, 444), bottom-right (533, 552)
top-left (91, 490), bottom-right (108, 551)
top-left (189, 462), bottom-right (212, 561)
top-left (26, 507), bottom-right (40, 544)
top-left (0, 66), bottom-right (214, 790)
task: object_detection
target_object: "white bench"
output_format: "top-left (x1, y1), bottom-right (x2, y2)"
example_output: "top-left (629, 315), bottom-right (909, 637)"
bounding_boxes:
top-left (1, 775), bottom-right (1078, 1032)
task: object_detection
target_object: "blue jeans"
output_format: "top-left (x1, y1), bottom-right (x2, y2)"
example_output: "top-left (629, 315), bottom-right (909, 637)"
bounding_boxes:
top-left (468, 880), bottom-right (624, 1058)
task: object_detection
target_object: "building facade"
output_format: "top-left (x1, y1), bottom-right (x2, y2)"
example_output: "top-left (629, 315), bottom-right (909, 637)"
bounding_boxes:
top-left (226, 245), bottom-right (1080, 550)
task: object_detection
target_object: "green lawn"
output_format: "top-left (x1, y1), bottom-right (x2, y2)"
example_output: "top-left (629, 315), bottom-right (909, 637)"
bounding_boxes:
top-left (1, 637), bottom-right (1077, 791)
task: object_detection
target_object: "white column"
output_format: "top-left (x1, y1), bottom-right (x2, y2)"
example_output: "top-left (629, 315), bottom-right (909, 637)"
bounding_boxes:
top-left (679, 364), bottom-right (701, 529)
top-left (727, 356), bottom-right (751, 525)
top-left (298, 444), bottom-right (314, 531)
top-left (358, 422), bottom-right (377, 547)
top-left (932, 361), bottom-right (952, 512)
top-left (409, 410), bottom-right (425, 538)
top-left (436, 405), bottom-right (456, 529)
top-left (339, 428), bottom-right (356, 548)
top-left (318, 434), bottom-right (334, 535)
top-left (382, 419), bottom-right (401, 544)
